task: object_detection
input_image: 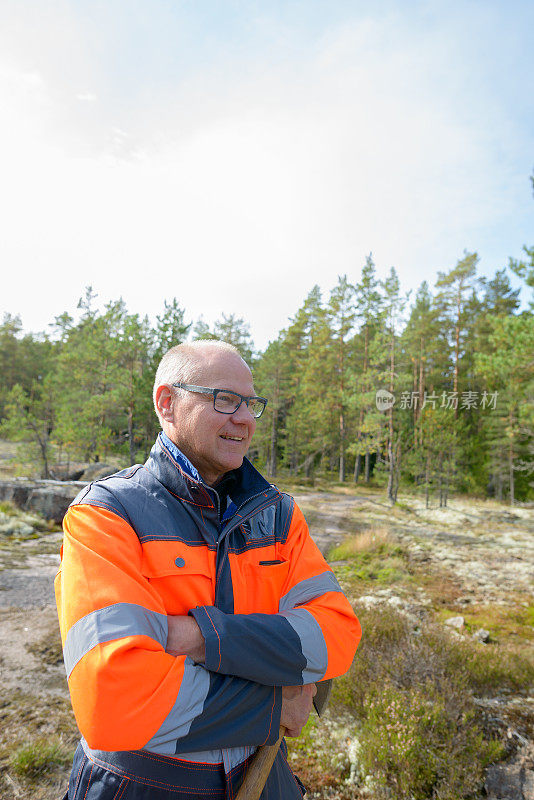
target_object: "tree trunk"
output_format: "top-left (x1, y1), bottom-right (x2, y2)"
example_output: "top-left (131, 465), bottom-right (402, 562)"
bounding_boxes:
top-left (454, 284), bottom-right (460, 419)
top-left (269, 407), bottom-right (278, 478)
top-left (496, 459), bottom-right (503, 501)
top-left (419, 337), bottom-right (425, 446)
top-left (509, 441), bottom-right (515, 507)
top-left (365, 450), bottom-right (370, 483)
top-left (444, 459), bottom-right (450, 507)
top-left (387, 438), bottom-right (400, 504)
top-left (354, 453), bottom-right (361, 483)
top-left (339, 409), bottom-right (345, 482)
top-left (393, 442), bottom-right (401, 503)
top-left (128, 402), bottom-right (135, 465)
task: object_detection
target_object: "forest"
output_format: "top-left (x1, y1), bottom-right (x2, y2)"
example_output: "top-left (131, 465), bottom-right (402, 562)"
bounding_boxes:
top-left (2, 233), bottom-right (532, 506)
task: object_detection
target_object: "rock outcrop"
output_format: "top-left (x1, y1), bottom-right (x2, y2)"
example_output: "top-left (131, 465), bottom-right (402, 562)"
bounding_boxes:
top-left (0, 479), bottom-right (86, 523)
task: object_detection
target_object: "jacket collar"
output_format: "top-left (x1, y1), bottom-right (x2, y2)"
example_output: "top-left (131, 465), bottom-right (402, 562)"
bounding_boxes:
top-left (144, 432), bottom-right (271, 511)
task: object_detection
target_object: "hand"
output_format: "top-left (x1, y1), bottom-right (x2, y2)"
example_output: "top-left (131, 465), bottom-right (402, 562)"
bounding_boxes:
top-left (280, 684), bottom-right (317, 737)
top-left (166, 615), bottom-right (206, 663)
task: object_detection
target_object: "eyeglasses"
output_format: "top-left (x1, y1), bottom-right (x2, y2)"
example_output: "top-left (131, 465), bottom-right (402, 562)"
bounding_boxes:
top-left (172, 383), bottom-right (268, 418)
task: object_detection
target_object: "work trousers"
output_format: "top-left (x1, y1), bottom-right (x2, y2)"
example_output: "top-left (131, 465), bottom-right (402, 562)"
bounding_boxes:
top-left (63, 740), bottom-right (306, 799)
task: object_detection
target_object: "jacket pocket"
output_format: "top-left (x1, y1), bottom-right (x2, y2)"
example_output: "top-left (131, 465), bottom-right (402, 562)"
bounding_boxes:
top-left (240, 558), bottom-right (291, 614)
top-left (141, 542), bottom-right (215, 614)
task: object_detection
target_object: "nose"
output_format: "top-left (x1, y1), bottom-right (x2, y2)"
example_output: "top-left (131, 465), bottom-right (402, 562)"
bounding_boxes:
top-left (232, 399), bottom-right (256, 424)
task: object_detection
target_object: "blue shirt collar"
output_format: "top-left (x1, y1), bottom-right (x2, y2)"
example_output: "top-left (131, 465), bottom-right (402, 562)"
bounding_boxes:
top-left (159, 432), bottom-right (202, 482)
top-left (159, 431), bottom-right (238, 523)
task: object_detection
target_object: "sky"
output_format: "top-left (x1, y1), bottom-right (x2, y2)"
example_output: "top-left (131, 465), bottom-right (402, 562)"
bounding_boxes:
top-left (0, 0), bottom-right (533, 350)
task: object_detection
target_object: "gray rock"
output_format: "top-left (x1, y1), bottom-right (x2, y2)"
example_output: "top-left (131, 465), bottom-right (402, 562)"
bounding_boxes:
top-left (485, 762), bottom-right (523, 799)
top-left (0, 519), bottom-right (35, 537)
top-left (473, 628), bottom-right (491, 643)
top-left (0, 479), bottom-right (84, 523)
top-left (444, 615), bottom-right (465, 630)
top-left (485, 744), bottom-right (534, 800)
top-left (80, 463), bottom-right (116, 481)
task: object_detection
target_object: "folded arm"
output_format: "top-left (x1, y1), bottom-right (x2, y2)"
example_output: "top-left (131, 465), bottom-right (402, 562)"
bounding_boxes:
top-left (55, 504), bottom-right (281, 754)
top-left (179, 502), bottom-right (362, 687)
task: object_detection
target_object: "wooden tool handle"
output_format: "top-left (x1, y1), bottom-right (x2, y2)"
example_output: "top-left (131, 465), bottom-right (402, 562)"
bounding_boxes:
top-left (235, 725), bottom-right (286, 800)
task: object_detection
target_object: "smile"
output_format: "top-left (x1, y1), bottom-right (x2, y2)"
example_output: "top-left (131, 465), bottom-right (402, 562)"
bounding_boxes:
top-left (220, 434), bottom-right (244, 441)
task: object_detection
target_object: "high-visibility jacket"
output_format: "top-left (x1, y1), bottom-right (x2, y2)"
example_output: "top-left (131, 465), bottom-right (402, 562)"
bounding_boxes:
top-left (55, 433), bottom-right (361, 797)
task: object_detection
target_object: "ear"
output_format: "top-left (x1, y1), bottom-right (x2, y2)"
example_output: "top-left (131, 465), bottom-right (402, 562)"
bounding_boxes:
top-left (155, 385), bottom-right (174, 421)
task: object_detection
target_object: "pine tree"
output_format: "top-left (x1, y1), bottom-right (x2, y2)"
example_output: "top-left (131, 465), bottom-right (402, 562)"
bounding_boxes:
top-left (435, 251), bottom-right (479, 407)
top-left (279, 287), bottom-right (324, 475)
top-left (252, 339), bottom-right (291, 477)
top-left (351, 255), bottom-right (383, 482)
top-left (400, 281), bottom-right (443, 452)
top-left (153, 298), bottom-right (191, 364)
top-left (212, 314), bottom-right (255, 365)
top-left (476, 313), bottom-right (534, 504)
top-left (380, 267), bottom-right (409, 502)
top-left (327, 275), bottom-right (356, 481)
top-left (0, 377), bottom-right (57, 478)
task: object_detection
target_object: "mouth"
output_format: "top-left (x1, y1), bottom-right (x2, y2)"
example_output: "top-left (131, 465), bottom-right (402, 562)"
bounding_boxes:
top-left (220, 434), bottom-right (244, 442)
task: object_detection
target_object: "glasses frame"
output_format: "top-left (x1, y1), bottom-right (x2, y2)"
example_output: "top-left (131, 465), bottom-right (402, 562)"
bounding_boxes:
top-left (171, 382), bottom-right (268, 418)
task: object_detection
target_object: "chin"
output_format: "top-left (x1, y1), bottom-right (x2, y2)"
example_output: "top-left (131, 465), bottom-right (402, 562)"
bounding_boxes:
top-left (223, 455), bottom-right (245, 472)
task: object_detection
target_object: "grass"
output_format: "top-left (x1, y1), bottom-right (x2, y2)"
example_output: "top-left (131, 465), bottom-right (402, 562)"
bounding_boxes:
top-left (329, 527), bottom-right (390, 557)
top-left (327, 527), bottom-right (415, 589)
top-left (0, 502), bottom-right (20, 516)
top-left (436, 603), bottom-right (534, 643)
top-left (287, 601), bottom-right (519, 799)
top-left (9, 738), bottom-right (73, 779)
top-left (0, 500), bottom-right (59, 530)
top-left (0, 689), bottom-right (78, 798)
top-left (330, 603), bottom-right (522, 798)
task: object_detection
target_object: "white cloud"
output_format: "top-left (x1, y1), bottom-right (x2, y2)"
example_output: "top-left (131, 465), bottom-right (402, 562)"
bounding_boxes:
top-left (76, 92), bottom-right (97, 103)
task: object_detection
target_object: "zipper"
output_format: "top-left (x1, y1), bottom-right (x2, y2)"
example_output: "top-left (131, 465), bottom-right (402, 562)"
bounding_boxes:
top-left (219, 487), bottom-right (281, 538)
top-left (213, 487), bottom-right (281, 609)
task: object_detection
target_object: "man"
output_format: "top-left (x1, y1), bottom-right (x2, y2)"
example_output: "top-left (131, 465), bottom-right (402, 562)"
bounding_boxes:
top-left (55, 340), bottom-right (361, 800)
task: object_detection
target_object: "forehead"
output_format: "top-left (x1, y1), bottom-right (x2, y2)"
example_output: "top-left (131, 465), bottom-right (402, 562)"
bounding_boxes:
top-left (194, 350), bottom-right (254, 392)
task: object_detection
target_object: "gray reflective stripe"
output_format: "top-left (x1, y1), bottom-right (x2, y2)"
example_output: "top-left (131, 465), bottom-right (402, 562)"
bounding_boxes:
top-left (173, 748), bottom-right (224, 764)
top-left (279, 571), bottom-right (342, 613)
top-left (63, 603), bottom-right (168, 678)
top-left (281, 608), bottom-right (327, 683)
top-left (222, 745), bottom-right (257, 774)
top-left (170, 745), bottom-right (256, 771)
top-left (145, 659), bottom-right (210, 753)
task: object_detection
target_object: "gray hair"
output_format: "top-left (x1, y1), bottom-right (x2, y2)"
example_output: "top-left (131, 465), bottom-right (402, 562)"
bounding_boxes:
top-left (152, 340), bottom-right (249, 422)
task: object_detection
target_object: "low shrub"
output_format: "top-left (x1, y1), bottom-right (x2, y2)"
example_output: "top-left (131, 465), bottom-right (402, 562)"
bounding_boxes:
top-left (359, 685), bottom-right (503, 800)
top-left (332, 605), bottom-right (508, 798)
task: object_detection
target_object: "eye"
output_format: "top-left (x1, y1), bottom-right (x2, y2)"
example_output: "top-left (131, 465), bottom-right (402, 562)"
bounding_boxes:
top-left (214, 391), bottom-right (240, 411)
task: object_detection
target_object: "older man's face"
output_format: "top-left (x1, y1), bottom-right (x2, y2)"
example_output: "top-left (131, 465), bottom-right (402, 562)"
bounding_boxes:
top-left (164, 350), bottom-right (257, 485)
